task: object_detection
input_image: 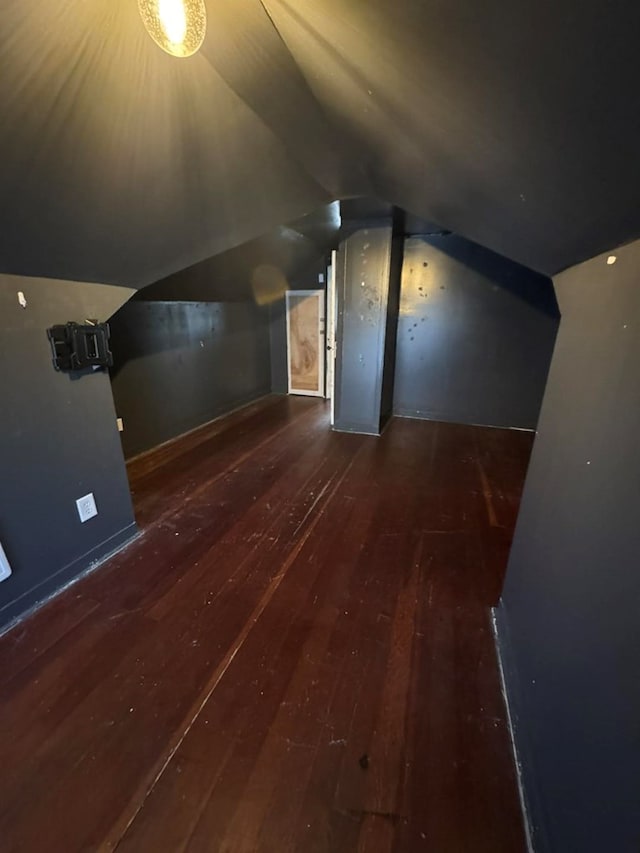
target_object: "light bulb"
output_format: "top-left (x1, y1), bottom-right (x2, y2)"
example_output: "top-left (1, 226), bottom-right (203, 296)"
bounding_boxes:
top-left (138, 0), bottom-right (207, 58)
top-left (158, 0), bottom-right (187, 45)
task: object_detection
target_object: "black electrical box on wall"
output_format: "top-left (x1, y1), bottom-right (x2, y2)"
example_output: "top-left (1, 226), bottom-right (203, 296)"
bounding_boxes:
top-left (47, 322), bottom-right (113, 372)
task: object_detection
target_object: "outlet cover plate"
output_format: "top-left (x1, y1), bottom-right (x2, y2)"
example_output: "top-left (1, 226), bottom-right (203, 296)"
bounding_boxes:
top-left (0, 543), bottom-right (12, 582)
top-left (76, 493), bottom-right (98, 523)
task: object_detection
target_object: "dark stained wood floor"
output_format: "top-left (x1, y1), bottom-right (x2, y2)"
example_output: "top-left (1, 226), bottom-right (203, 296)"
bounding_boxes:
top-left (0, 396), bottom-right (532, 852)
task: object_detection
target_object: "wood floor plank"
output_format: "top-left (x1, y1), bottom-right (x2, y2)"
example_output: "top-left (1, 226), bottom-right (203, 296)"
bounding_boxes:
top-left (0, 397), bottom-right (532, 853)
top-left (0, 593), bottom-right (100, 686)
top-left (176, 446), bottom-right (381, 852)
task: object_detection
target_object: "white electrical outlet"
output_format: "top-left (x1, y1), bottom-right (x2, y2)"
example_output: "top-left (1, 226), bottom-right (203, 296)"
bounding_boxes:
top-left (0, 542), bottom-right (12, 582)
top-left (116, 417), bottom-right (124, 432)
top-left (76, 493), bottom-right (98, 523)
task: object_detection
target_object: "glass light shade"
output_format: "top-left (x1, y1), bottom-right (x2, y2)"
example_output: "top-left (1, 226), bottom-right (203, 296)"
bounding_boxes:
top-left (138, 0), bottom-right (207, 58)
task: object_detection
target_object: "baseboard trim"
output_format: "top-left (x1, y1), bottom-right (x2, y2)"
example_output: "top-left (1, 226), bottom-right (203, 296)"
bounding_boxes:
top-left (125, 392), bottom-right (273, 464)
top-left (491, 604), bottom-right (536, 853)
top-left (331, 424), bottom-right (381, 436)
top-left (0, 523), bottom-right (139, 637)
top-left (394, 409), bottom-right (536, 433)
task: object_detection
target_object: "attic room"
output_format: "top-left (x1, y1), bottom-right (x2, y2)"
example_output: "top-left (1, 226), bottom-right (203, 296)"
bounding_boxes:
top-left (0, 2), bottom-right (638, 852)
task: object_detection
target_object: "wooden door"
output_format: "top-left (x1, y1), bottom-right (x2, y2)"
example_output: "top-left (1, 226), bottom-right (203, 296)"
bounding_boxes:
top-left (286, 290), bottom-right (325, 397)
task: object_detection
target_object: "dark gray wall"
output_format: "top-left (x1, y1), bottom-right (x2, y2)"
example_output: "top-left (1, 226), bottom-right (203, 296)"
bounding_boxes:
top-left (393, 235), bottom-right (559, 429)
top-left (109, 300), bottom-right (272, 458)
top-left (269, 299), bottom-right (289, 395)
top-left (334, 223), bottom-right (395, 434)
top-left (0, 275), bottom-right (136, 630)
top-left (497, 239), bottom-right (640, 852)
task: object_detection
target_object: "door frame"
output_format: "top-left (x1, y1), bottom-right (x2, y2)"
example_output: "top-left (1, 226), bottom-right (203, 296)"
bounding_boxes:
top-left (326, 252), bottom-right (338, 423)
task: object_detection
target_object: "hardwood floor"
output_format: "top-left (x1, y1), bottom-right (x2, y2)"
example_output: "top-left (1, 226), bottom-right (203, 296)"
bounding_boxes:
top-left (0, 396), bottom-right (532, 852)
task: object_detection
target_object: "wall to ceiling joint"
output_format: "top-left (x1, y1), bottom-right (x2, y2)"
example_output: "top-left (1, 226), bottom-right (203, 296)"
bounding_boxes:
top-left (393, 233), bottom-right (560, 430)
top-left (2, 1), bottom-right (640, 289)
top-left (108, 204), bottom-right (340, 456)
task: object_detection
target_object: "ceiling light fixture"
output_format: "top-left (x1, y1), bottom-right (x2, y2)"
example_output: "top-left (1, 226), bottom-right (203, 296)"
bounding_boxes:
top-left (138, 0), bottom-right (207, 58)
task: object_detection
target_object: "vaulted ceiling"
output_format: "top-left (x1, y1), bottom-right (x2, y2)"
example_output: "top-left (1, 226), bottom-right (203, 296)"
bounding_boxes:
top-left (1, 0), bottom-right (639, 287)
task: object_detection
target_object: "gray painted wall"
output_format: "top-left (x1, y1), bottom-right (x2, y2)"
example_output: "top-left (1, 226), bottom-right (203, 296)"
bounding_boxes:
top-left (333, 223), bottom-right (395, 434)
top-left (109, 300), bottom-right (272, 458)
top-left (0, 275), bottom-right (136, 630)
top-left (269, 299), bottom-right (288, 395)
top-left (393, 235), bottom-right (559, 429)
top-left (497, 239), bottom-right (640, 852)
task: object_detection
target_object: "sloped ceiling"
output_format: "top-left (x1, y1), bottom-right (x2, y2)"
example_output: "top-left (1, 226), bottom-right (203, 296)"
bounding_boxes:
top-left (0, 0), bottom-right (356, 287)
top-left (1, 0), bottom-right (639, 287)
top-left (139, 202), bottom-right (342, 301)
top-left (265, 0), bottom-right (640, 273)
